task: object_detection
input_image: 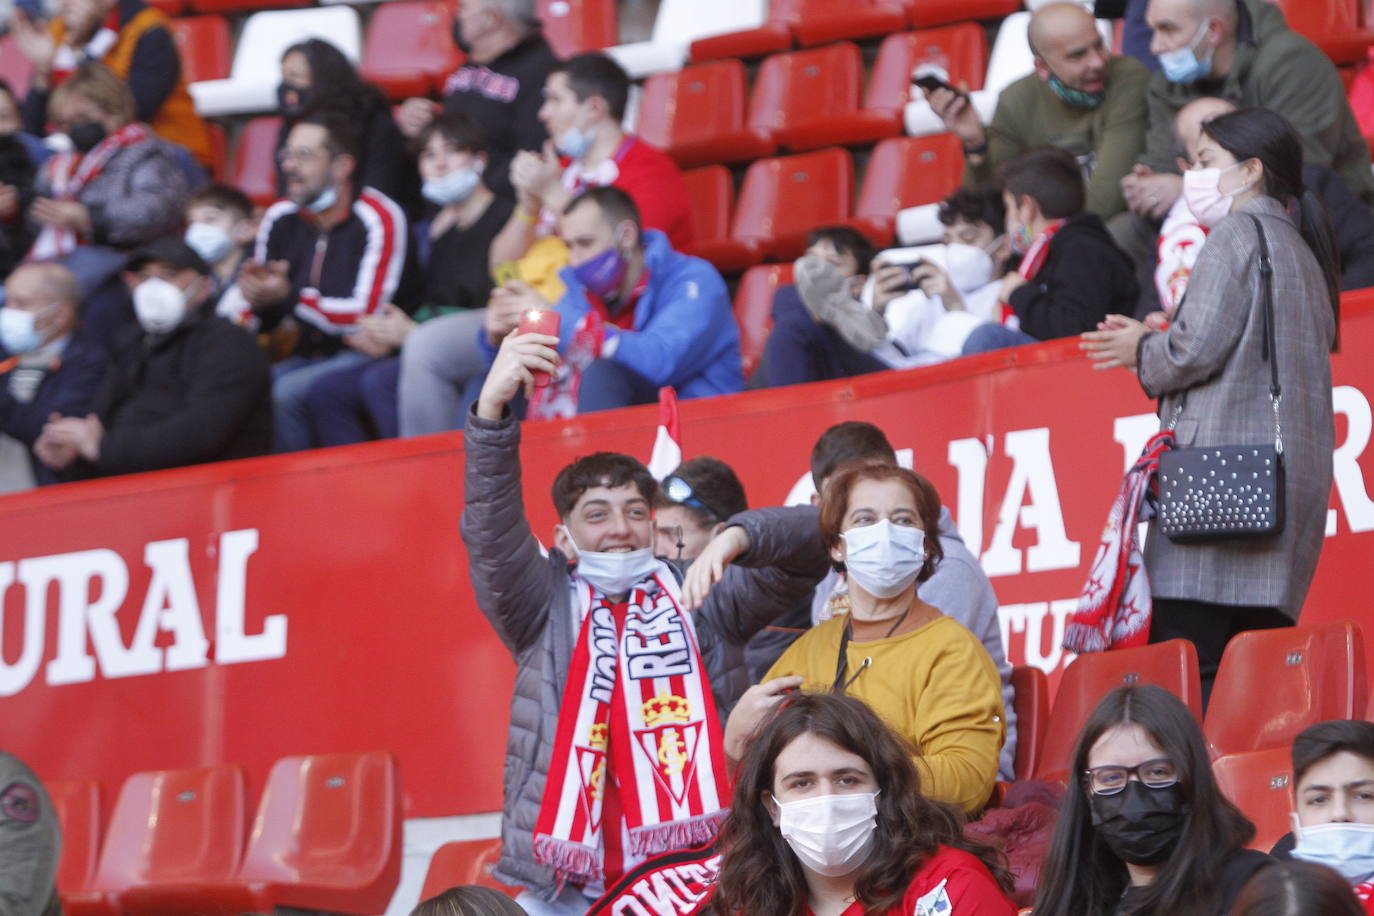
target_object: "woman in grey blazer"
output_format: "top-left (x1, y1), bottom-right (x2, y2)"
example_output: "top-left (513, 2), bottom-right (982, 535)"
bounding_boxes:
top-left (1082, 108), bottom-right (1340, 702)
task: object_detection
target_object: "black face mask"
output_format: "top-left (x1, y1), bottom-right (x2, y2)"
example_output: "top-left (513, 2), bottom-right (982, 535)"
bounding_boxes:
top-left (1089, 781), bottom-right (1187, 866)
top-left (68, 120), bottom-right (107, 154)
top-left (277, 82), bottom-right (311, 120)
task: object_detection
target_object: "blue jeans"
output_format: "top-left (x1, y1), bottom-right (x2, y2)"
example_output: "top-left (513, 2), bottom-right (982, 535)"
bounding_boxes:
top-left (762, 286), bottom-right (886, 387)
top-left (960, 323), bottom-right (1038, 355)
top-left (577, 359), bottom-right (658, 413)
top-left (304, 356), bottom-right (402, 447)
top-left (272, 350), bottom-right (372, 452)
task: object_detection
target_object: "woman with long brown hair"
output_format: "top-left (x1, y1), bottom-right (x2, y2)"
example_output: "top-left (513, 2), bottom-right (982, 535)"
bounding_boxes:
top-left (713, 691), bottom-right (1014, 916)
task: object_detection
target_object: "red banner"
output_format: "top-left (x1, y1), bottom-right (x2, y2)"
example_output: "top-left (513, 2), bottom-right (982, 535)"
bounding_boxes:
top-left (3, 293), bottom-right (1373, 819)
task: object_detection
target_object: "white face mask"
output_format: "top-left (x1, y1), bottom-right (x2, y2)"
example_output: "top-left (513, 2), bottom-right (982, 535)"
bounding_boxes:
top-left (306, 184), bottom-right (338, 214)
top-left (773, 791), bottom-right (879, 877)
top-left (941, 242), bottom-right (995, 293)
top-left (840, 519), bottom-right (926, 600)
top-left (561, 526), bottom-right (658, 597)
top-left (184, 222), bottom-right (235, 264)
top-left (132, 276), bottom-right (189, 334)
top-left (1291, 817), bottom-right (1374, 882)
top-left (422, 162), bottom-right (484, 207)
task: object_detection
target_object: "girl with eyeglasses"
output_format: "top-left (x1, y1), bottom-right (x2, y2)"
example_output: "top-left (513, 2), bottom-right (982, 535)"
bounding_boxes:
top-left (1033, 685), bottom-right (1273, 915)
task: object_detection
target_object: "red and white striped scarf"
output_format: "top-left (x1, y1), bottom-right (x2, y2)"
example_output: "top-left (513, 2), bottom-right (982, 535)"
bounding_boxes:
top-left (28, 122), bottom-right (151, 261)
top-left (1000, 218), bottom-right (1067, 329)
top-left (1064, 430), bottom-right (1173, 654)
top-left (534, 563), bottom-right (729, 889)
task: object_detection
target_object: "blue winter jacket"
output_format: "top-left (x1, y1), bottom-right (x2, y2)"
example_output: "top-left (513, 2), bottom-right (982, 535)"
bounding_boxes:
top-left (554, 229), bottom-right (743, 399)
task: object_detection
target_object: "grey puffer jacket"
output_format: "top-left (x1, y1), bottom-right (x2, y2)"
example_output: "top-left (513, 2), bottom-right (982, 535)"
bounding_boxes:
top-left (460, 411), bottom-right (829, 900)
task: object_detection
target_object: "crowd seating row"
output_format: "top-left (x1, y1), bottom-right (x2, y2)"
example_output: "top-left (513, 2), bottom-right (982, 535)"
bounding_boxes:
top-left (48, 750), bottom-right (401, 916)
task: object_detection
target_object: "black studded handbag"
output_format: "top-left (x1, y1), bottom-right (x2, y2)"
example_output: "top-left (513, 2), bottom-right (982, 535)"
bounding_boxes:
top-left (1156, 215), bottom-right (1285, 543)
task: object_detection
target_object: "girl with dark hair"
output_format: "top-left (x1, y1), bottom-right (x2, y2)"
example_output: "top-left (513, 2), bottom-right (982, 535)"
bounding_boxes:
top-left (719, 463), bottom-right (1006, 815)
top-left (1081, 107), bottom-right (1338, 702)
top-left (274, 38), bottom-right (409, 205)
top-left (409, 885), bottom-right (525, 916)
top-left (1232, 860), bottom-right (1364, 916)
top-left (714, 691), bottom-right (1014, 915)
top-left (1033, 685), bottom-right (1271, 915)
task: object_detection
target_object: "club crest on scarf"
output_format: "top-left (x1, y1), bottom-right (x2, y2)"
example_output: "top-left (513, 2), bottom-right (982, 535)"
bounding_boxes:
top-left (636, 693), bottom-right (703, 806)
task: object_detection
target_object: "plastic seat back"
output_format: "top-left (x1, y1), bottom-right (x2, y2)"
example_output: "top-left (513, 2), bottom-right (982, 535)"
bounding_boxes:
top-left (230, 117), bottom-right (284, 208)
top-left (638, 60), bottom-right (753, 167)
top-left (1205, 621), bottom-right (1366, 758)
top-left (236, 751), bottom-right (401, 914)
top-left (790, 0), bottom-right (908, 48)
top-left (168, 16), bottom-right (232, 84)
top-left (88, 765), bottom-right (245, 893)
top-left (747, 43), bottom-right (864, 140)
top-left (906, 0), bottom-right (1020, 28)
top-left (733, 262), bottom-right (793, 377)
top-left (1035, 639), bottom-right (1203, 781)
top-left (731, 148), bottom-right (854, 260)
top-left (1271, 0), bottom-right (1372, 63)
top-left (866, 25), bottom-right (988, 114)
top-left (852, 134), bottom-right (963, 244)
top-left (418, 839), bottom-right (520, 901)
top-left (541, 0), bottom-right (618, 58)
top-left (682, 166), bottom-right (733, 245)
top-left (47, 779), bottom-right (102, 894)
top-left (1213, 747), bottom-right (1295, 852)
top-left (1010, 666), bottom-right (1049, 782)
top-left (361, 0), bottom-right (464, 99)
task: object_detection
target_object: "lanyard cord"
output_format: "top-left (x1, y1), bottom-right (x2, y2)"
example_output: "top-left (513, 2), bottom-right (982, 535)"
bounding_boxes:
top-left (832, 605), bottom-right (911, 694)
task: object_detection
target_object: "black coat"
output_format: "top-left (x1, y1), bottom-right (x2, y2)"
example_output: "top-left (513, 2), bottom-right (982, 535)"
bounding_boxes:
top-left (0, 327), bottom-right (109, 485)
top-left (1304, 163), bottom-right (1374, 291)
top-left (90, 307), bottom-right (271, 476)
top-left (1009, 212), bottom-right (1139, 341)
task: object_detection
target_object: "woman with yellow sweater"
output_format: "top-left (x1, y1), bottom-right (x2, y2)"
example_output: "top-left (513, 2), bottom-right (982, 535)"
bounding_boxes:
top-left (715, 463), bottom-right (1005, 814)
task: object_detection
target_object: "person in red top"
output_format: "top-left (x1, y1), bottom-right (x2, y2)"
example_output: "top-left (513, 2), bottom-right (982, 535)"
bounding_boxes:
top-left (713, 692), bottom-right (1015, 916)
top-left (488, 51), bottom-right (693, 269)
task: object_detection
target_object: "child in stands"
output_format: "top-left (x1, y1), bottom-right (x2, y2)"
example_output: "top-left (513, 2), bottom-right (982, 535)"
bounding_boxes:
top-left (183, 183), bottom-right (257, 317)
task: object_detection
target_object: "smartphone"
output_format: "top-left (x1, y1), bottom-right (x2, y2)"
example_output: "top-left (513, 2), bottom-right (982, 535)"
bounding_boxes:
top-left (903, 261), bottom-right (929, 292)
top-left (517, 308), bottom-right (560, 388)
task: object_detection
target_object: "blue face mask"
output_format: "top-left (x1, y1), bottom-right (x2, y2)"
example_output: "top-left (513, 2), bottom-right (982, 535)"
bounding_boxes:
top-left (1158, 20), bottom-right (1214, 84)
top-left (306, 184), bottom-right (338, 214)
top-left (556, 123), bottom-right (595, 160)
top-left (1047, 73), bottom-right (1105, 109)
top-left (1292, 820), bottom-right (1374, 883)
top-left (573, 246), bottom-right (628, 302)
top-left (422, 165), bottom-right (483, 206)
top-left (184, 222), bottom-right (235, 264)
top-left (0, 306), bottom-right (48, 355)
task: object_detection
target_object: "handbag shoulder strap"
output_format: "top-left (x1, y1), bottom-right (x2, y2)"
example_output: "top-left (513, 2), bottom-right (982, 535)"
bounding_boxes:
top-left (1246, 213), bottom-right (1283, 454)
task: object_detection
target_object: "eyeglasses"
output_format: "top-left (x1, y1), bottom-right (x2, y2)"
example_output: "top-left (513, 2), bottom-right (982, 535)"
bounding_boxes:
top-left (663, 475), bottom-right (727, 524)
top-left (276, 147), bottom-right (326, 166)
top-left (1084, 757), bottom-right (1179, 796)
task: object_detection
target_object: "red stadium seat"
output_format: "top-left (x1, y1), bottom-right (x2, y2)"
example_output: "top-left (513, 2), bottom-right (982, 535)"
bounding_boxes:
top-left (229, 116), bottom-right (283, 208)
top-left (904, 0), bottom-right (1020, 28)
top-left (418, 839), bottom-right (521, 901)
top-left (540, 0), bottom-right (618, 59)
top-left (1205, 620), bottom-right (1367, 759)
top-left (146, 0), bottom-right (186, 15)
top-left (204, 122), bottom-right (229, 181)
top-left (1035, 639), bottom-right (1203, 782)
top-left (46, 780), bottom-right (102, 896)
top-left (636, 60), bottom-right (775, 169)
top-left (0, 34), bottom-right (35, 99)
top-left (1213, 747), bottom-right (1295, 852)
top-left (62, 765), bottom-right (246, 916)
top-left (1271, 0), bottom-right (1374, 65)
top-left (188, 751), bottom-right (402, 916)
top-left (362, 0), bottom-right (465, 99)
top-left (749, 43), bottom-right (900, 152)
top-left (733, 262), bottom-right (793, 377)
top-left (689, 0), bottom-right (796, 62)
top-left (730, 147), bottom-right (855, 263)
top-left (868, 25), bottom-right (989, 113)
top-left (190, 0), bottom-right (303, 16)
top-left (849, 133), bottom-right (964, 246)
top-left (790, 0), bottom-right (907, 48)
top-left (169, 16), bottom-right (231, 85)
top-left (681, 166), bottom-right (756, 275)
top-left (1010, 666), bottom-right (1049, 782)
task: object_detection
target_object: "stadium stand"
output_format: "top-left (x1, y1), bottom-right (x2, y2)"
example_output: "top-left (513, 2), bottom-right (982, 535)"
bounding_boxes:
top-left (605, 0), bottom-right (767, 78)
top-left (360, 0), bottom-right (464, 99)
top-left (539, 0), bottom-right (617, 59)
top-left (1009, 665), bottom-right (1049, 783)
top-left (1212, 746), bottom-right (1295, 853)
top-left (732, 261), bottom-right (793, 376)
top-left (46, 780), bottom-right (102, 897)
top-left (748, 42), bottom-right (900, 152)
top-left (167, 15), bottom-right (233, 85)
top-left (849, 133), bottom-right (964, 245)
top-left (681, 165), bottom-right (756, 274)
top-left (1271, 0), bottom-right (1374, 66)
top-left (636, 60), bottom-right (776, 168)
top-left (418, 839), bottom-right (521, 901)
top-left (226, 115), bottom-right (284, 207)
top-left (729, 147), bottom-right (854, 265)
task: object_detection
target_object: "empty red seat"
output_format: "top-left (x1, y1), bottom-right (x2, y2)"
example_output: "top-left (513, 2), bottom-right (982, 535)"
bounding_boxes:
top-left (730, 147), bottom-right (855, 264)
top-left (791, 0), bottom-right (907, 48)
top-left (229, 116), bottom-right (283, 208)
top-left (0, 34), bottom-right (34, 99)
top-left (1035, 639), bottom-right (1202, 782)
top-left (1205, 620), bottom-right (1366, 759)
top-left (146, 0), bottom-right (187, 15)
top-left (540, 0), bottom-right (617, 59)
top-left (169, 16), bottom-right (232, 85)
top-left (749, 43), bottom-right (900, 153)
top-left (849, 133), bottom-right (964, 246)
top-left (682, 166), bottom-right (756, 275)
top-left (418, 839), bottom-right (521, 902)
top-left (62, 765), bottom-right (246, 916)
top-left (362, 0), bottom-right (465, 99)
top-left (636, 60), bottom-right (775, 169)
top-left (869, 24), bottom-right (989, 109)
top-left (46, 780), bottom-right (102, 896)
top-left (1213, 747), bottom-right (1295, 852)
top-left (1272, 0), bottom-right (1374, 65)
top-left (187, 751), bottom-right (402, 916)
top-left (904, 0), bottom-right (1020, 28)
top-left (690, 0), bottom-right (797, 62)
top-left (1010, 666), bottom-right (1049, 782)
top-left (733, 262), bottom-right (793, 377)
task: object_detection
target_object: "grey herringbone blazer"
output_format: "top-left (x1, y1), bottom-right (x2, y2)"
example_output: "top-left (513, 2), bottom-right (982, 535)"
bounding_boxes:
top-left (1138, 195), bottom-right (1335, 618)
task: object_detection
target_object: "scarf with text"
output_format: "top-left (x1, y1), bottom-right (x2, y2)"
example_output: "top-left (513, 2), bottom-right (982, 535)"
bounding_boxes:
top-left (1064, 430), bottom-right (1173, 653)
top-left (534, 562), bottom-right (729, 889)
top-left (587, 838), bottom-right (721, 915)
top-left (1001, 218), bottom-right (1066, 329)
top-left (29, 122), bottom-right (151, 261)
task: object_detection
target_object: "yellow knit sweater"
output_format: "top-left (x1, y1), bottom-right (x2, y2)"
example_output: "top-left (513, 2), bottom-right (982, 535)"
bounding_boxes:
top-left (764, 613), bottom-right (1005, 814)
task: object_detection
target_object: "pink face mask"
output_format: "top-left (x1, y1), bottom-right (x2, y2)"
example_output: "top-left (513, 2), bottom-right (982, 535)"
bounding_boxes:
top-left (1182, 162), bottom-right (1251, 228)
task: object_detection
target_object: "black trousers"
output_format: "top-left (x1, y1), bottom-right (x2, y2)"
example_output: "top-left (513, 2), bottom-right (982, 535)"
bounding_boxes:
top-left (1149, 598), bottom-right (1292, 711)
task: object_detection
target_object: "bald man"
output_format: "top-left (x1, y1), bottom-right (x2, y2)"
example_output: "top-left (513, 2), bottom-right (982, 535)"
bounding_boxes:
top-left (0, 261), bottom-right (108, 486)
top-left (1122, 0), bottom-right (1370, 226)
top-left (925, 2), bottom-right (1149, 220)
